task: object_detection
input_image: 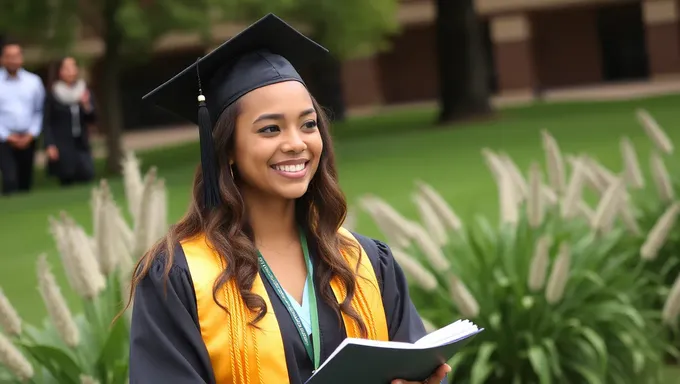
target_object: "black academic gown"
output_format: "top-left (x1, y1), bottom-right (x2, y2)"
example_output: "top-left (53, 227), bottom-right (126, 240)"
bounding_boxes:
top-left (128, 232), bottom-right (431, 384)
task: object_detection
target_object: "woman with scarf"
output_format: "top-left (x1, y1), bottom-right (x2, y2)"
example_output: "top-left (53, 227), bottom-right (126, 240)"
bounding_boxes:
top-left (43, 56), bottom-right (96, 186)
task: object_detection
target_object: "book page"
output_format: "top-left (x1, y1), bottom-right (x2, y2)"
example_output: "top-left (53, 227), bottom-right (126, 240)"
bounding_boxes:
top-left (414, 319), bottom-right (478, 347)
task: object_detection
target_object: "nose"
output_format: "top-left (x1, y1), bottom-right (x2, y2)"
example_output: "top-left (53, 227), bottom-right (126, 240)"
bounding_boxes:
top-left (281, 129), bottom-right (307, 153)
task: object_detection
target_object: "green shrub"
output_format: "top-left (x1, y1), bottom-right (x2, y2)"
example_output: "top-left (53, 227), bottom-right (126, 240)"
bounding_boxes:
top-left (0, 152), bottom-right (165, 384)
top-left (359, 130), bottom-right (669, 382)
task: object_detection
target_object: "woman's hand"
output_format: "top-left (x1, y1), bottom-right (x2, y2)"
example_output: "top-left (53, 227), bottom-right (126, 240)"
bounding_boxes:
top-left (47, 145), bottom-right (59, 161)
top-left (391, 363), bottom-right (451, 384)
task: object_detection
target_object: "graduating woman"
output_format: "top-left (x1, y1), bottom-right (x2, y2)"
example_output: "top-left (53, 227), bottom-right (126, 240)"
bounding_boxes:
top-left (127, 14), bottom-right (450, 384)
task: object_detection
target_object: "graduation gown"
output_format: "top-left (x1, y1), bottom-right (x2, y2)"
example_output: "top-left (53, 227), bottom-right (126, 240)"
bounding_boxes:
top-left (128, 232), bottom-right (429, 384)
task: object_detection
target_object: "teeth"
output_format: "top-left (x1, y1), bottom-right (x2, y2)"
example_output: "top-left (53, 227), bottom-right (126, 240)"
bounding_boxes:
top-left (274, 163), bottom-right (306, 173)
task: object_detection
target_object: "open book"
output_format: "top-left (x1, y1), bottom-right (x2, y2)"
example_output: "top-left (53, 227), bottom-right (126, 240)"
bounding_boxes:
top-left (305, 319), bottom-right (483, 384)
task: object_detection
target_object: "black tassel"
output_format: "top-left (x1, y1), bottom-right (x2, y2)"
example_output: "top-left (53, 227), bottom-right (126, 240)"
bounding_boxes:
top-left (196, 60), bottom-right (221, 209)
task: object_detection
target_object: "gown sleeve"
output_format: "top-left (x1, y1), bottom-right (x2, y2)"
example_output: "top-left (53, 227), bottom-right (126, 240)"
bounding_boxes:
top-left (354, 234), bottom-right (427, 343)
top-left (128, 249), bottom-right (215, 384)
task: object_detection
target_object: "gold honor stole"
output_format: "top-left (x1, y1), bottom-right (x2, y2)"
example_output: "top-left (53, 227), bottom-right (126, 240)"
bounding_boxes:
top-left (180, 227), bottom-right (389, 384)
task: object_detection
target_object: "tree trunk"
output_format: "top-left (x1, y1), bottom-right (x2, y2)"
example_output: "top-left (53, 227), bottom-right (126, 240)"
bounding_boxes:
top-left (305, 53), bottom-right (346, 122)
top-left (100, 0), bottom-right (124, 175)
top-left (435, 0), bottom-right (492, 123)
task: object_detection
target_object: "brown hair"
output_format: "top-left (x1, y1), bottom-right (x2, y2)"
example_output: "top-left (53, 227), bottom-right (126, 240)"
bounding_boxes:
top-left (121, 95), bottom-right (367, 336)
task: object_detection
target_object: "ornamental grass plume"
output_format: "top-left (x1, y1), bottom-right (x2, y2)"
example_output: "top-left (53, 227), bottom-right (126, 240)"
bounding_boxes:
top-left (36, 254), bottom-right (80, 348)
top-left (63, 216), bottom-right (106, 300)
top-left (406, 222), bottom-right (450, 271)
top-left (412, 192), bottom-right (448, 246)
top-left (640, 202), bottom-right (680, 261)
top-left (80, 375), bottom-right (101, 384)
top-left (541, 130), bottom-right (567, 194)
top-left (590, 178), bottom-right (624, 235)
top-left (122, 151), bottom-right (145, 222)
top-left (527, 162), bottom-right (544, 228)
top-left (498, 172), bottom-right (519, 225)
top-left (390, 248), bottom-right (438, 292)
top-left (561, 158), bottom-right (587, 219)
top-left (414, 180), bottom-right (462, 232)
top-left (650, 152), bottom-right (675, 203)
top-left (620, 137), bottom-right (645, 189)
top-left (636, 108), bottom-right (674, 155)
top-left (545, 243), bottom-right (571, 305)
top-left (0, 289), bottom-right (21, 337)
top-left (0, 332), bottom-right (33, 382)
top-left (499, 152), bottom-right (529, 202)
top-left (359, 195), bottom-right (413, 248)
top-left (447, 273), bottom-right (479, 319)
top-left (528, 236), bottom-right (552, 292)
top-left (662, 272), bottom-right (680, 326)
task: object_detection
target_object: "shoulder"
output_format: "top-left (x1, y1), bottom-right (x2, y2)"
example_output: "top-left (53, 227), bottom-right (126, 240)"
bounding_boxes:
top-left (343, 230), bottom-right (397, 284)
top-left (138, 241), bottom-right (193, 285)
top-left (21, 70), bottom-right (44, 87)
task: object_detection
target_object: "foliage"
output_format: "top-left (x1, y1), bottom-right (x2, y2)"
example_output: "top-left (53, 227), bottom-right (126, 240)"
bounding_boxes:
top-left (0, 152), bottom-right (165, 384)
top-left (358, 112), bottom-right (680, 383)
top-left (221, 0), bottom-right (401, 59)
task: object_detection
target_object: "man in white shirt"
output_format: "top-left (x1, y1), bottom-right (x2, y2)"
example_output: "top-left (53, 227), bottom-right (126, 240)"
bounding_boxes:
top-left (0, 40), bottom-right (45, 195)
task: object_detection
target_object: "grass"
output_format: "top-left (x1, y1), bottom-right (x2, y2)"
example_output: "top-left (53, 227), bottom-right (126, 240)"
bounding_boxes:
top-left (1, 94), bottom-right (680, 379)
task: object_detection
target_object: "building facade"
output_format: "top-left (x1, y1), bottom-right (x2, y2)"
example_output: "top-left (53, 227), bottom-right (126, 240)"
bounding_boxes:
top-left (16, 0), bottom-right (680, 128)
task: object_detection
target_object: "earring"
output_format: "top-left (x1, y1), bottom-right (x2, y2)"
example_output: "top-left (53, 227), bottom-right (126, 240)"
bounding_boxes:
top-left (229, 160), bottom-right (234, 179)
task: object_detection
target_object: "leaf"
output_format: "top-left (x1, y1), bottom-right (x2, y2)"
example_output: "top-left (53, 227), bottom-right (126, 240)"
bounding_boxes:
top-left (19, 344), bottom-right (81, 384)
top-left (578, 327), bottom-right (608, 373)
top-left (565, 361), bottom-right (604, 384)
top-left (527, 345), bottom-right (552, 384)
top-left (95, 313), bottom-right (130, 378)
top-left (470, 342), bottom-right (495, 384)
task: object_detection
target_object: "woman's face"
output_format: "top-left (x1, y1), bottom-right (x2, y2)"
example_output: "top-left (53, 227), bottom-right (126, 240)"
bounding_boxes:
top-left (232, 80), bottom-right (323, 201)
top-left (59, 57), bottom-right (79, 84)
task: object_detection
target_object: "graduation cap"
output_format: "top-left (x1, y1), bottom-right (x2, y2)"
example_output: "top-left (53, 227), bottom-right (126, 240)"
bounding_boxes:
top-left (142, 13), bottom-right (329, 209)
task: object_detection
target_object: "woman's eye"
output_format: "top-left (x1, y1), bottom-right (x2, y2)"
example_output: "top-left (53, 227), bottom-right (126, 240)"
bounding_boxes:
top-left (303, 120), bottom-right (318, 129)
top-left (258, 125), bottom-right (280, 134)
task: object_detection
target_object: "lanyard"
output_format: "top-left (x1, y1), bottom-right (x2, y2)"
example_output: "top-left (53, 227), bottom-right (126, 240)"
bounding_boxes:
top-left (257, 230), bottom-right (321, 370)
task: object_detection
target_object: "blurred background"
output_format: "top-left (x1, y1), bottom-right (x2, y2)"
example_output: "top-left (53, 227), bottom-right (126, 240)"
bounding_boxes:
top-left (1, 0), bottom-right (680, 383)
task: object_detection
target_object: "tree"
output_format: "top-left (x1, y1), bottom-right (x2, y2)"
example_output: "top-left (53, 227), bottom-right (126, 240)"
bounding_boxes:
top-left (227, 0), bottom-right (400, 121)
top-left (435, 0), bottom-right (493, 123)
top-left (1, 0), bottom-right (213, 174)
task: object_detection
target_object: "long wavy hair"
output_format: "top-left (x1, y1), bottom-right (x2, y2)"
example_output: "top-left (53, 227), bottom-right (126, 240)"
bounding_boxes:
top-left (122, 93), bottom-right (367, 336)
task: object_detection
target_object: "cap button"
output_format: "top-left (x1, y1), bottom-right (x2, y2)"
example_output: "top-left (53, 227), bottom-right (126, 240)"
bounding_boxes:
top-left (198, 95), bottom-right (206, 102)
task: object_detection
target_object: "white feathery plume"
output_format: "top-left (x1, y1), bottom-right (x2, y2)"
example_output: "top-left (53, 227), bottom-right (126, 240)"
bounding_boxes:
top-left (80, 374), bottom-right (101, 384)
top-left (541, 130), bottom-right (567, 194)
top-left (545, 243), bottom-right (571, 304)
top-left (391, 248), bottom-right (438, 291)
top-left (636, 109), bottom-right (674, 155)
top-left (133, 167), bottom-right (158, 258)
top-left (0, 288), bottom-right (21, 337)
top-left (36, 254), bottom-right (80, 348)
top-left (527, 163), bottom-right (544, 228)
top-left (481, 148), bottom-right (507, 183)
top-left (528, 236), bottom-right (552, 292)
top-left (406, 222), bottom-right (450, 271)
top-left (620, 137), bottom-right (645, 189)
top-left (498, 172), bottom-right (519, 225)
top-left (561, 158), bottom-right (587, 219)
top-left (650, 152), bottom-right (675, 203)
top-left (499, 152), bottom-right (528, 202)
top-left (448, 273), bottom-right (480, 318)
top-left (122, 151), bottom-right (145, 222)
top-left (541, 184), bottom-right (559, 206)
top-left (582, 156), bottom-right (617, 193)
top-left (590, 178), bottom-right (624, 234)
top-left (414, 180), bottom-right (463, 231)
top-left (619, 196), bottom-right (642, 236)
top-left (48, 215), bottom-right (80, 293)
top-left (63, 216), bottom-right (106, 300)
top-left (641, 203), bottom-right (680, 261)
top-left (412, 192), bottom-right (448, 246)
top-left (580, 157), bottom-right (610, 194)
top-left (421, 317), bottom-right (438, 333)
top-left (663, 272), bottom-right (680, 326)
top-left (359, 195), bottom-right (412, 248)
top-left (0, 332), bottom-right (33, 381)
top-left (94, 185), bottom-right (119, 276)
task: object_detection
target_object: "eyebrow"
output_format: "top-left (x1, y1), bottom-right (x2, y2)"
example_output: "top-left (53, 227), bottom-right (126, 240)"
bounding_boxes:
top-left (252, 108), bottom-right (316, 124)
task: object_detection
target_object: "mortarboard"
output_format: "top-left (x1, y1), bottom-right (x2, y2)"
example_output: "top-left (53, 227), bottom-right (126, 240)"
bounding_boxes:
top-left (142, 13), bottom-right (329, 209)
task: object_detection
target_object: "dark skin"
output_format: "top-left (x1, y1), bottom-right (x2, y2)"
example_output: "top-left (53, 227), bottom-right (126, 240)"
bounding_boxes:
top-left (1, 43), bottom-right (35, 149)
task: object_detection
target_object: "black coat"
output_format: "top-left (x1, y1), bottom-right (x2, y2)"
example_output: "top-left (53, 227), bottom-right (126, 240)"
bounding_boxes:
top-left (43, 92), bottom-right (96, 179)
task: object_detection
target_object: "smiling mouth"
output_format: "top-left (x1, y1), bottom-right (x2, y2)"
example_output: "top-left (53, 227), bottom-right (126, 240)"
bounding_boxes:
top-left (271, 162), bottom-right (308, 173)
